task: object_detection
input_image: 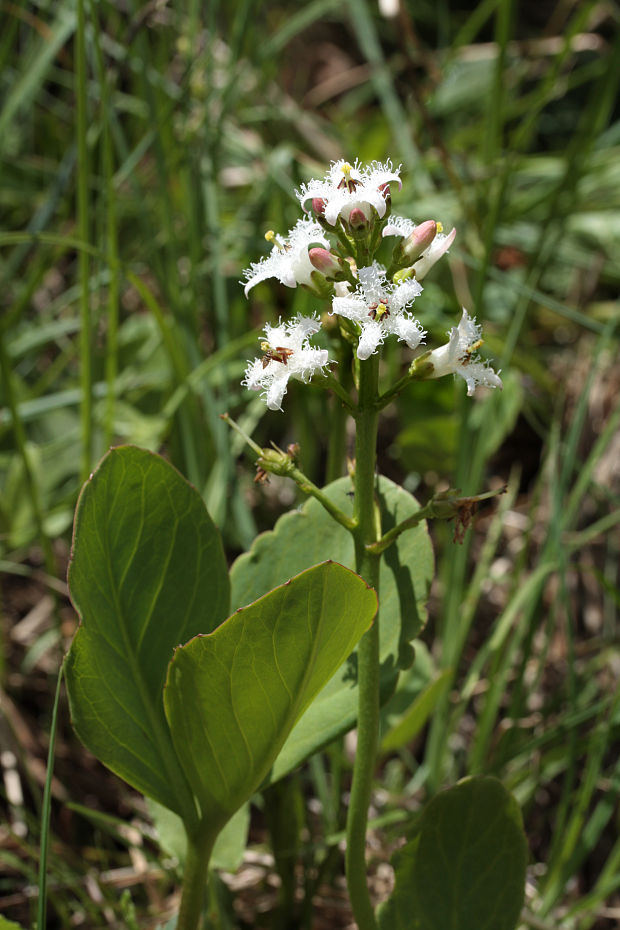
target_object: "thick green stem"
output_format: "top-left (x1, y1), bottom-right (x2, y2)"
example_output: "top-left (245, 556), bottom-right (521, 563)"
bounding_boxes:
top-left (345, 354), bottom-right (381, 930)
top-left (177, 826), bottom-right (216, 930)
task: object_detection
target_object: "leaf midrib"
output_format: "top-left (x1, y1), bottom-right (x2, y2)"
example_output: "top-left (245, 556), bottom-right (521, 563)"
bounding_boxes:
top-left (96, 479), bottom-right (197, 826)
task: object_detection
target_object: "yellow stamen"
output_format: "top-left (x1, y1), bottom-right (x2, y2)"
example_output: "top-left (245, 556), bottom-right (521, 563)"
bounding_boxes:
top-left (462, 338), bottom-right (483, 363)
top-left (260, 341), bottom-right (271, 351)
top-left (265, 229), bottom-right (287, 251)
top-left (436, 221), bottom-right (444, 233)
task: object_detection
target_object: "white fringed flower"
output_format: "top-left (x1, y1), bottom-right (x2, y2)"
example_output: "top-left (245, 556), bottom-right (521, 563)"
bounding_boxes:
top-left (331, 263), bottom-right (425, 360)
top-left (242, 315), bottom-right (331, 411)
top-left (241, 218), bottom-right (329, 297)
top-left (427, 309), bottom-right (502, 396)
top-left (382, 216), bottom-right (456, 280)
top-left (297, 159), bottom-right (401, 226)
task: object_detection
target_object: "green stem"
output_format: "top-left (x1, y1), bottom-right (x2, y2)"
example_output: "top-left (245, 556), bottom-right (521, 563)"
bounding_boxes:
top-left (177, 826), bottom-right (216, 930)
top-left (345, 354), bottom-right (381, 930)
top-left (288, 465), bottom-right (356, 531)
top-left (376, 352), bottom-right (433, 410)
top-left (367, 487), bottom-right (506, 555)
top-left (220, 414), bottom-right (356, 530)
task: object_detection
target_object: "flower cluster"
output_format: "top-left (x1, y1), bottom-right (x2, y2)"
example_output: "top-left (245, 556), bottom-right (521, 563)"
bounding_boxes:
top-left (296, 159), bottom-right (401, 226)
top-left (240, 158), bottom-right (501, 409)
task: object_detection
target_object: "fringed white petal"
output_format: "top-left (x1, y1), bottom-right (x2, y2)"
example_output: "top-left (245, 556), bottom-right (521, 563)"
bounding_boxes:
top-left (357, 322), bottom-right (385, 359)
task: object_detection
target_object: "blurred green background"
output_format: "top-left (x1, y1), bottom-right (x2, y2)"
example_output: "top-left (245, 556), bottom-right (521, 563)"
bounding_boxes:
top-left (1, 1), bottom-right (620, 927)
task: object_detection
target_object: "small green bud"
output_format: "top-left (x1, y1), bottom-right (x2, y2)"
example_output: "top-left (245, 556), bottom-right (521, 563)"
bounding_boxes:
top-left (393, 267), bottom-right (415, 284)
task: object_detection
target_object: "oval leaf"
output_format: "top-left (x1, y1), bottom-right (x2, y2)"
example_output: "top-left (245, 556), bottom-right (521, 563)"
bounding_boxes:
top-left (378, 776), bottom-right (528, 930)
top-left (230, 476), bottom-right (433, 779)
top-left (164, 561), bottom-right (377, 830)
top-left (65, 446), bottom-right (230, 821)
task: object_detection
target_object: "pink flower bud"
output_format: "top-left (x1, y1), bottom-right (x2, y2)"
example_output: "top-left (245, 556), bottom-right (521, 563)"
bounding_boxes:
top-left (403, 220), bottom-right (437, 262)
top-left (309, 247), bottom-right (341, 276)
top-left (348, 207), bottom-right (368, 230)
top-left (312, 198), bottom-right (326, 216)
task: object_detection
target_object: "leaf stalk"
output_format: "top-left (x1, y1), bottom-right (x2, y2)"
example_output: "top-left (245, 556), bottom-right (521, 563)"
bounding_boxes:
top-left (177, 825), bottom-right (217, 930)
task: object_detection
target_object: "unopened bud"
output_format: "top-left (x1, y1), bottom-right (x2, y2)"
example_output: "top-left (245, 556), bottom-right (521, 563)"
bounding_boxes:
top-left (393, 267), bottom-right (415, 285)
top-left (312, 198), bottom-right (326, 216)
top-left (348, 207), bottom-right (368, 231)
top-left (309, 247), bottom-right (342, 277)
top-left (403, 220), bottom-right (437, 262)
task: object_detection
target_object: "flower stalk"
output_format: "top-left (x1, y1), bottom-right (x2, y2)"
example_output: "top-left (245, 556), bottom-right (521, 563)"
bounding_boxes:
top-left (346, 353), bottom-right (381, 930)
top-left (220, 414), bottom-right (357, 531)
top-left (366, 486), bottom-right (507, 555)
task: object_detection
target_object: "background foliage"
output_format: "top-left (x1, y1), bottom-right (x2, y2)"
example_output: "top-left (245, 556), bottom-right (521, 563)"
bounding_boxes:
top-left (1, 0), bottom-right (619, 927)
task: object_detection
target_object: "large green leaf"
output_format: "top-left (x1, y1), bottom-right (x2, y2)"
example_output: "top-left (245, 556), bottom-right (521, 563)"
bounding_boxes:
top-left (65, 446), bottom-right (230, 822)
top-left (230, 476), bottom-right (433, 779)
top-left (378, 776), bottom-right (528, 930)
top-left (164, 561), bottom-right (377, 830)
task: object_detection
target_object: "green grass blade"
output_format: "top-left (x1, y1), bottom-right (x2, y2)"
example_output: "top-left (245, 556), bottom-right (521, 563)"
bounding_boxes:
top-left (36, 664), bottom-right (64, 930)
top-left (88, 2), bottom-right (120, 447)
top-left (0, 2), bottom-right (76, 142)
top-left (76, 0), bottom-right (92, 481)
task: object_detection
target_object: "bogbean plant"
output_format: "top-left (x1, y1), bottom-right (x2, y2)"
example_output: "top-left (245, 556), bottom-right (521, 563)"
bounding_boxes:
top-left (65, 159), bottom-right (527, 930)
